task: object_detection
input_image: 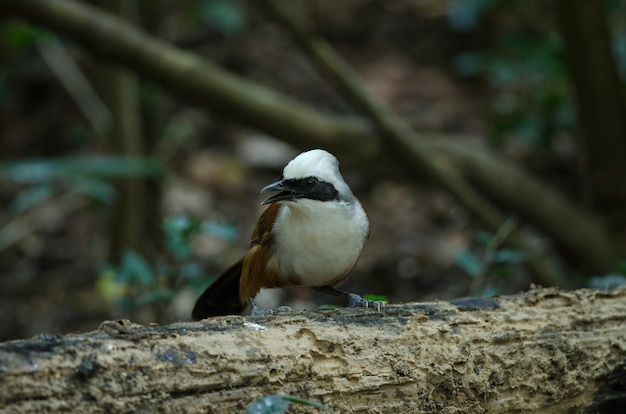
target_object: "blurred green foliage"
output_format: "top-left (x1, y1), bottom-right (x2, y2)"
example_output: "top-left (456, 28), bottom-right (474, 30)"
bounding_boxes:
top-left (448, 0), bottom-right (626, 150)
top-left (0, 22), bottom-right (51, 51)
top-left (188, 0), bottom-right (248, 35)
top-left (99, 216), bottom-right (237, 312)
top-left (589, 273), bottom-right (626, 289)
top-left (589, 260), bottom-right (626, 289)
top-left (447, 0), bottom-right (504, 32)
top-left (0, 156), bottom-right (163, 211)
top-left (0, 23), bottom-right (50, 110)
top-left (164, 215), bottom-right (238, 261)
top-left (455, 229), bottom-right (527, 296)
top-left (458, 230), bottom-right (626, 292)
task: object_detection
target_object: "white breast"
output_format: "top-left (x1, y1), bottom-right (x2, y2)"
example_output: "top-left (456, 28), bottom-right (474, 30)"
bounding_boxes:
top-left (271, 199), bottom-right (369, 286)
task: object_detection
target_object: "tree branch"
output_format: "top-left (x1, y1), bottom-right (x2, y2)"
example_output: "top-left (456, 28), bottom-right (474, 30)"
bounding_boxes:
top-left (1, 287), bottom-right (625, 412)
top-left (1, 0), bottom-right (377, 159)
top-left (255, 0), bottom-right (572, 287)
top-left (426, 139), bottom-right (617, 272)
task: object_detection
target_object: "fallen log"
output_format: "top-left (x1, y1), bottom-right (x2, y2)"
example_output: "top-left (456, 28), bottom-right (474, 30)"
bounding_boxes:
top-left (1, 287), bottom-right (625, 413)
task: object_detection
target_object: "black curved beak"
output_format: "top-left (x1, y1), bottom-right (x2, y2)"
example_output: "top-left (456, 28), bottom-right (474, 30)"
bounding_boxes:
top-left (260, 179), bottom-right (302, 205)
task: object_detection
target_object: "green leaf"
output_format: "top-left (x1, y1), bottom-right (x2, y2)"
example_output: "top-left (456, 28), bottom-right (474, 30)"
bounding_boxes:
top-left (10, 183), bottom-right (55, 213)
top-left (0, 23), bottom-right (52, 51)
top-left (246, 395), bottom-right (332, 414)
top-left (480, 285), bottom-right (502, 297)
top-left (246, 395), bottom-right (291, 414)
top-left (163, 216), bottom-right (199, 235)
top-left (0, 159), bottom-right (72, 183)
top-left (455, 251), bottom-right (482, 277)
top-left (492, 249), bottom-right (527, 264)
top-left (282, 396), bottom-right (332, 412)
top-left (0, 156), bottom-right (162, 184)
top-left (474, 230), bottom-right (494, 246)
top-left (179, 261), bottom-right (206, 279)
top-left (200, 0), bottom-right (247, 36)
top-left (199, 221), bottom-right (238, 241)
top-left (137, 289), bottom-right (174, 305)
top-left (364, 294), bottom-right (388, 302)
top-left (588, 273), bottom-right (626, 289)
top-left (66, 156), bottom-right (163, 177)
top-left (163, 216), bottom-right (201, 260)
top-left (118, 249), bottom-right (155, 286)
top-left (69, 176), bottom-right (116, 204)
top-left (162, 217), bottom-right (238, 260)
top-left (452, 52), bottom-right (485, 76)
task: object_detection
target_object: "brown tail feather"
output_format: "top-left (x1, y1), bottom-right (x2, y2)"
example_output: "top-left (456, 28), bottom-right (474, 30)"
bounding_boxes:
top-left (191, 259), bottom-right (245, 319)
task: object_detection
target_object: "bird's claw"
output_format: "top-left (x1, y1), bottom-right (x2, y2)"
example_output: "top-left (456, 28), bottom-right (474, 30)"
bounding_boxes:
top-left (347, 293), bottom-right (385, 311)
top-left (250, 305), bottom-right (268, 316)
top-left (249, 299), bottom-right (292, 316)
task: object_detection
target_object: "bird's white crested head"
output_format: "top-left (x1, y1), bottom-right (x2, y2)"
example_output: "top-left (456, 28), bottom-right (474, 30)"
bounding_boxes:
top-left (260, 149), bottom-right (355, 205)
top-left (283, 149), bottom-right (353, 199)
top-left (283, 149), bottom-right (338, 181)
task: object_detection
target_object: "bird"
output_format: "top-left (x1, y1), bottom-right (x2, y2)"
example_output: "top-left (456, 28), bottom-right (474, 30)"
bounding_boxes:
top-left (192, 149), bottom-right (377, 319)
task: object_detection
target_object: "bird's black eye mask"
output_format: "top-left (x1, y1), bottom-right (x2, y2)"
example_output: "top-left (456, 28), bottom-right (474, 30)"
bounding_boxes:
top-left (261, 176), bottom-right (339, 205)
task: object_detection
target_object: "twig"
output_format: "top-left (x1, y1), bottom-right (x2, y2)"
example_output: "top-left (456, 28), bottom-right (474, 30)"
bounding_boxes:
top-left (256, 0), bottom-right (573, 288)
top-left (37, 38), bottom-right (112, 136)
top-left (0, 192), bottom-right (87, 254)
top-left (469, 217), bottom-right (519, 296)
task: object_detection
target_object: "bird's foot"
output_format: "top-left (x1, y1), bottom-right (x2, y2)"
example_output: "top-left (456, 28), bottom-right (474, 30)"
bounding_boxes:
top-left (250, 305), bottom-right (267, 316)
top-left (314, 286), bottom-right (386, 311)
top-left (347, 293), bottom-right (385, 311)
top-left (249, 298), bottom-right (292, 315)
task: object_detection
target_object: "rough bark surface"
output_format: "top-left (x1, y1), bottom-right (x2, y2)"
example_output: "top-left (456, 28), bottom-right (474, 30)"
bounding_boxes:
top-left (1, 287), bottom-right (625, 413)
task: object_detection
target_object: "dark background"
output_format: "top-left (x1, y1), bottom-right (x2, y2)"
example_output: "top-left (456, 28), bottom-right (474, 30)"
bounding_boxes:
top-left (1, 0), bottom-right (625, 341)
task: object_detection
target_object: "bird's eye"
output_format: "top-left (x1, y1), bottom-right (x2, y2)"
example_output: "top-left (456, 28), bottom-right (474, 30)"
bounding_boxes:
top-left (304, 177), bottom-right (318, 189)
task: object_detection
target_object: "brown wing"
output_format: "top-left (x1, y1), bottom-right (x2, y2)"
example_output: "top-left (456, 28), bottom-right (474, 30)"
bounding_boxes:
top-left (239, 203), bottom-right (283, 302)
top-left (249, 202), bottom-right (280, 246)
top-left (191, 204), bottom-right (287, 318)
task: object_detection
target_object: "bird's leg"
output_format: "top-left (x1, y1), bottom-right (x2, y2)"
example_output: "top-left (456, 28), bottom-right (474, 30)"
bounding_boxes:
top-left (314, 286), bottom-right (385, 311)
top-left (248, 298), bottom-right (267, 316)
